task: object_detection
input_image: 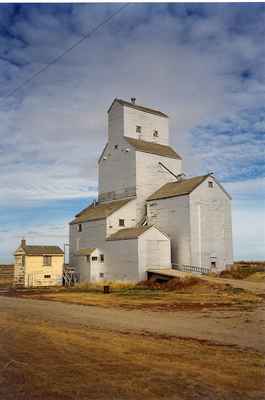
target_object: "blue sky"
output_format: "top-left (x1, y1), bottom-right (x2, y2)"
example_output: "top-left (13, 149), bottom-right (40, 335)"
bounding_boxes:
top-left (0, 3), bottom-right (264, 262)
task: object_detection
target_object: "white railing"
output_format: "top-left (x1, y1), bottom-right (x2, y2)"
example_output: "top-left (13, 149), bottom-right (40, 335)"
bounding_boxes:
top-left (172, 264), bottom-right (211, 275)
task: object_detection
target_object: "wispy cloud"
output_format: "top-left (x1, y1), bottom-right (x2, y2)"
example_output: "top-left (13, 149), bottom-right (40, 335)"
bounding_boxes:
top-left (0, 4), bottom-right (264, 261)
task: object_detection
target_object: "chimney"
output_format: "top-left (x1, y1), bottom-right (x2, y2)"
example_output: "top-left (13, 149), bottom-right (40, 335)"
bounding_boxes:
top-left (131, 97), bottom-right (136, 104)
top-left (21, 238), bottom-right (26, 248)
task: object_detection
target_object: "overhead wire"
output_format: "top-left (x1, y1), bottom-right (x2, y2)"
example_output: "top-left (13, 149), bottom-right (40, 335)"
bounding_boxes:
top-left (1, 3), bottom-right (131, 100)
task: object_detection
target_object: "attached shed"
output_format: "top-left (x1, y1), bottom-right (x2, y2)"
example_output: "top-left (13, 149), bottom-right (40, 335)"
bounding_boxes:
top-left (74, 248), bottom-right (105, 281)
top-left (105, 226), bottom-right (171, 281)
top-left (14, 239), bottom-right (64, 287)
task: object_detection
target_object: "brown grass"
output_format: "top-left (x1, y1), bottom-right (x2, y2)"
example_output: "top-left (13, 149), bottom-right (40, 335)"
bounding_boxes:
top-left (220, 262), bottom-right (265, 280)
top-left (0, 313), bottom-right (264, 400)
top-left (18, 277), bottom-right (262, 312)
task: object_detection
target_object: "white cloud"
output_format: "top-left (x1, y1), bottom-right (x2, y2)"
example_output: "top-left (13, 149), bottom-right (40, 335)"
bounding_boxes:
top-left (0, 4), bottom-right (264, 260)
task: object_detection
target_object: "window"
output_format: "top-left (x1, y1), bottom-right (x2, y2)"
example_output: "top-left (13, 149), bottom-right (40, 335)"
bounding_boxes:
top-left (43, 256), bottom-right (52, 266)
top-left (208, 181), bottom-right (213, 188)
top-left (100, 254), bottom-right (104, 262)
top-left (99, 272), bottom-right (104, 278)
top-left (136, 125), bottom-right (142, 133)
top-left (92, 256), bottom-right (98, 261)
top-left (119, 219), bottom-right (125, 227)
top-left (153, 129), bottom-right (159, 137)
top-left (114, 144), bottom-right (118, 149)
top-left (78, 224), bottom-right (82, 232)
top-left (44, 274), bottom-right (51, 279)
top-left (86, 255), bottom-right (90, 262)
top-left (211, 261), bottom-right (216, 269)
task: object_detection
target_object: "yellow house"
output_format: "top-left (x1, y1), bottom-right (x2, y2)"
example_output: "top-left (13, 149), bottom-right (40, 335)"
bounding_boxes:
top-left (14, 239), bottom-right (64, 287)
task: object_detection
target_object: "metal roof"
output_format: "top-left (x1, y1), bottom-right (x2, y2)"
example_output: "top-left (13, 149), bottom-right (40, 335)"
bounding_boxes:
top-left (16, 245), bottom-right (64, 256)
top-left (108, 98), bottom-right (168, 118)
top-left (125, 137), bottom-right (182, 160)
top-left (75, 248), bottom-right (96, 256)
top-left (106, 226), bottom-right (153, 241)
top-left (147, 175), bottom-right (210, 201)
top-left (70, 198), bottom-right (133, 224)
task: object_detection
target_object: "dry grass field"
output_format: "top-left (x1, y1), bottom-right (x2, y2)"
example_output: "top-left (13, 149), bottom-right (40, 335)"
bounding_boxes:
top-left (18, 277), bottom-right (262, 311)
top-left (0, 310), bottom-right (264, 400)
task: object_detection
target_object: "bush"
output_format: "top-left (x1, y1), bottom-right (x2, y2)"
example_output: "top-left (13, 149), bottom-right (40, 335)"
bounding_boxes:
top-left (220, 262), bottom-right (265, 280)
top-left (137, 276), bottom-right (202, 291)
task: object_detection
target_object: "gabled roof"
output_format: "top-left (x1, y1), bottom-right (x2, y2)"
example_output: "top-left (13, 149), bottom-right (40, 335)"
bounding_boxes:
top-left (125, 137), bottom-right (182, 160)
top-left (75, 248), bottom-right (96, 256)
top-left (147, 175), bottom-right (210, 201)
top-left (108, 98), bottom-right (168, 118)
top-left (106, 226), bottom-right (152, 241)
top-left (15, 245), bottom-right (64, 256)
top-left (70, 198), bottom-right (133, 224)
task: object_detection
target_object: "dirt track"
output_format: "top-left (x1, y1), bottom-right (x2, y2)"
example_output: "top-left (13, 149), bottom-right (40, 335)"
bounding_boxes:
top-left (1, 296), bottom-right (264, 352)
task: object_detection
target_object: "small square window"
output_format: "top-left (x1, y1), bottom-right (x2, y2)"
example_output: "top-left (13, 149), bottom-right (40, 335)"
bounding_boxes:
top-left (43, 256), bottom-right (52, 266)
top-left (208, 181), bottom-right (213, 188)
top-left (78, 224), bottom-right (82, 232)
top-left (86, 255), bottom-right (90, 262)
top-left (119, 219), bottom-right (125, 227)
top-left (99, 272), bottom-right (104, 278)
top-left (44, 274), bottom-right (51, 279)
top-left (92, 256), bottom-right (98, 261)
top-left (114, 144), bottom-right (118, 149)
top-left (100, 254), bottom-right (104, 262)
top-left (136, 125), bottom-right (142, 133)
top-left (153, 130), bottom-right (159, 137)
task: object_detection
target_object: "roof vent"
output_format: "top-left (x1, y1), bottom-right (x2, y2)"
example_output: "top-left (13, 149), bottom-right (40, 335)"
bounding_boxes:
top-left (131, 97), bottom-right (136, 104)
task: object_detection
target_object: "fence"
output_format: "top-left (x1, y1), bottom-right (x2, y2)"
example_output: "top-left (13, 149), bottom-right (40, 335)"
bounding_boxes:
top-left (172, 264), bottom-right (211, 275)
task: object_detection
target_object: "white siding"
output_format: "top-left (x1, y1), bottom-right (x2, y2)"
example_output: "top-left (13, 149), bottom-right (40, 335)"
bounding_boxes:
top-left (76, 249), bottom-right (105, 282)
top-left (106, 198), bottom-right (137, 236)
top-left (190, 177), bottom-right (233, 271)
top-left (105, 239), bottom-right (139, 281)
top-left (124, 106), bottom-right (169, 145)
top-left (98, 139), bottom-right (136, 202)
top-left (147, 196), bottom-right (191, 266)
top-left (138, 227), bottom-right (171, 281)
top-left (69, 219), bottom-right (106, 275)
top-left (108, 101), bottom-right (124, 142)
top-left (136, 151), bottom-right (182, 220)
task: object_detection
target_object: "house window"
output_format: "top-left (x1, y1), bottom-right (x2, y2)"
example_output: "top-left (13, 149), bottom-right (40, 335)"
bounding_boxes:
top-left (208, 181), bottom-right (213, 188)
top-left (43, 256), bottom-right (52, 266)
top-left (92, 256), bottom-right (98, 261)
top-left (211, 261), bottom-right (216, 269)
top-left (86, 255), bottom-right (90, 262)
top-left (119, 219), bottom-right (125, 227)
top-left (114, 144), bottom-right (118, 149)
top-left (78, 224), bottom-right (82, 232)
top-left (44, 274), bottom-right (51, 279)
top-left (100, 254), bottom-right (104, 262)
top-left (136, 125), bottom-right (142, 133)
top-left (153, 129), bottom-right (159, 137)
top-left (99, 272), bottom-right (104, 278)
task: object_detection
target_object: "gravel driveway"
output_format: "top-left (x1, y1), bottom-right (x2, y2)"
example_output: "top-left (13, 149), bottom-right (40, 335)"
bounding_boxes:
top-left (1, 296), bottom-right (264, 352)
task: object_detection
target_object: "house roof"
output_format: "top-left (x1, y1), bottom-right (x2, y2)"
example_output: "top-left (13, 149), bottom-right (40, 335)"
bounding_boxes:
top-left (70, 198), bottom-right (133, 224)
top-left (75, 248), bottom-right (96, 256)
top-left (108, 98), bottom-right (168, 118)
top-left (147, 175), bottom-right (210, 201)
top-left (125, 137), bottom-right (182, 160)
top-left (107, 226), bottom-right (153, 241)
top-left (16, 245), bottom-right (64, 256)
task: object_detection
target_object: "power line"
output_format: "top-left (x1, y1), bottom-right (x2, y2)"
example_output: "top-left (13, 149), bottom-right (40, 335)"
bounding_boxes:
top-left (2, 4), bottom-right (130, 100)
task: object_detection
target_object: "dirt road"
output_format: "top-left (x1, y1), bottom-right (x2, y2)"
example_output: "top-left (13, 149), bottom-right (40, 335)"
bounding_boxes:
top-left (1, 296), bottom-right (264, 352)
